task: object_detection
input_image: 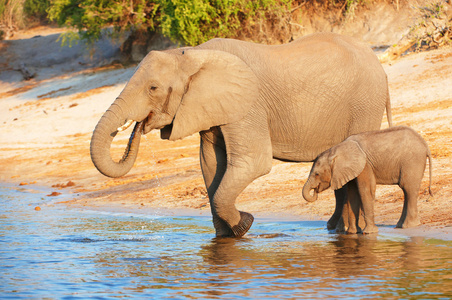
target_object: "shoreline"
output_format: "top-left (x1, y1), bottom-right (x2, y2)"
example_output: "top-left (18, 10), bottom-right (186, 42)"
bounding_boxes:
top-left (59, 199), bottom-right (452, 242)
top-left (6, 182), bottom-right (450, 241)
top-left (1, 28), bottom-right (451, 240)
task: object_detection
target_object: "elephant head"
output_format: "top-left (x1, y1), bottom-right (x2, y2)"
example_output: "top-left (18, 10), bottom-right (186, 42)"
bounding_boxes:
top-left (302, 140), bottom-right (367, 202)
top-left (90, 48), bottom-right (259, 178)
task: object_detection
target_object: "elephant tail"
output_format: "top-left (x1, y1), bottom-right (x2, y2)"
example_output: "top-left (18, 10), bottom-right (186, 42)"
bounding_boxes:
top-left (386, 91), bottom-right (393, 127)
top-left (427, 148), bottom-right (434, 197)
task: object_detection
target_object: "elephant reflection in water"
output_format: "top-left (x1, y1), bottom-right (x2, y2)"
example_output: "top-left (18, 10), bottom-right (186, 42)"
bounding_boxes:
top-left (91, 33), bottom-right (392, 237)
top-left (84, 234), bottom-right (448, 297)
top-left (329, 235), bottom-right (430, 278)
top-left (198, 234), bottom-right (437, 297)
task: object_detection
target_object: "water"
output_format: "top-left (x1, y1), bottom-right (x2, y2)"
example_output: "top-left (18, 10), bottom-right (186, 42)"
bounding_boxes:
top-left (1, 186), bottom-right (451, 299)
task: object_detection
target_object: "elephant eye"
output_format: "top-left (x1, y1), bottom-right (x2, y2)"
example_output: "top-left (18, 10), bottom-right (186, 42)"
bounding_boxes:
top-left (150, 86), bottom-right (157, 92)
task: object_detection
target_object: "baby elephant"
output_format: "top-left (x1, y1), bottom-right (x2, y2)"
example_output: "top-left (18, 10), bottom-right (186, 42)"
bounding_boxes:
top-left (302, 126), bottom-right (433, 234)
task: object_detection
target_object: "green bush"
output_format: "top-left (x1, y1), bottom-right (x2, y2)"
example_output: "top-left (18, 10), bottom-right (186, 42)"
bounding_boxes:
top-left (47, 0), bottom-right (292, 46)
top-left (24, 0), bottom-right (50, 20)
top-left (48, 0), bottom-right (148, 44)
top-left (158, 0), bottom-right (292, 45)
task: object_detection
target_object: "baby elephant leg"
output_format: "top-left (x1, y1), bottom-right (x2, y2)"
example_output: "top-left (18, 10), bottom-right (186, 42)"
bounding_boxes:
top-left (356, 164), bottom-right (378, 234)
top-left (328, 187), bottom-right (347, 230)
top-left (396, 155), bottom-right (426, 228)
top-left (344, 180), bottom-right (362, 234)
top-left (334, 185), bottom-right (350, 233)
top-left (396, 185), bottom-right (421, 228)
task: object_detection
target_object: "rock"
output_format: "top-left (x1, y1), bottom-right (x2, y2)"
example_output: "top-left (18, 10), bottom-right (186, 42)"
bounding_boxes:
top-left (19, 62), bottom-right (36, 80)
top-left (47, 192), bottom-right (62, 197)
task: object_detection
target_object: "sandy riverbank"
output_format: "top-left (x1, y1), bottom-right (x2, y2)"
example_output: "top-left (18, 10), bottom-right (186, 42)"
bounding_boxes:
top-left (0, 27), bottom-right (451, 239)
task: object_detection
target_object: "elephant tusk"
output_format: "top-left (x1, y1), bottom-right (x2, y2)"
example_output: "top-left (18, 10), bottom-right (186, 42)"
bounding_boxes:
top-left (117, 120), bottom-right (134, 132)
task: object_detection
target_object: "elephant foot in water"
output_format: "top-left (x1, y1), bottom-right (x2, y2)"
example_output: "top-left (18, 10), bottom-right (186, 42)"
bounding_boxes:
top-left (215, 211), bottom-right (254, 238)
top-left (327, 214), bottom-right (341, 230)
top-left (231, 211), bottom-right (254, 237)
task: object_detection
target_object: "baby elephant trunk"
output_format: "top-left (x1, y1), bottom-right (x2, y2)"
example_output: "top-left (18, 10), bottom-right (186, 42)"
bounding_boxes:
top-left (302, 178), bottom-right (319, 202)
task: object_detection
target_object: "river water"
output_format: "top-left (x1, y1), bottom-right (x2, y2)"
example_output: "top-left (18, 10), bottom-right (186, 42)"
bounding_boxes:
top-left (1, 185), bottom-right (451, 299)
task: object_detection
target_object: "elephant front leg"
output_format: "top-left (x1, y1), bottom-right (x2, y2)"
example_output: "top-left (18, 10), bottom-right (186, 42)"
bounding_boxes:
top-left (200, 129), bottom-right (233, 237)
top-left (335, 195), bottom-right (349, 234)
top-left (201, 139), bottom-right (254, 237)
top-left (328, 187), bottom-right (346, 230)
top-left (200, 126), bottom-right (272, 237)
top-left (344, 180), bottom-right (363, 234)
top-left (356, 164), bottom-right (378, 234)
top-left (212, 160), bottom-right (270, 237)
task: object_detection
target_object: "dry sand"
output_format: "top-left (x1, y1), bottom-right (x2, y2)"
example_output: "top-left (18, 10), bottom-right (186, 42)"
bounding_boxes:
top-left (0, 28), bottom-right (451, 240)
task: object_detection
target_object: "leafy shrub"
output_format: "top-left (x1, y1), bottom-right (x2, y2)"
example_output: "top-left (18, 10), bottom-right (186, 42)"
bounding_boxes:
top-left (47, 0), bottom-right (150, 44)
top-left (158, 0), bottom-right (292, 45)
top-left (24, 0), bottom-right (50, 20)
top-left (47, 0), bottom-right (292, 46)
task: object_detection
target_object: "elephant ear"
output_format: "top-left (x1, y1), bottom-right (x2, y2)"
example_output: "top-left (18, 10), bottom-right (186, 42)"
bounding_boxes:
top-left (330, 140), bottom-right (367, 190)
top-left (168, 49), bottom-right (259, 141)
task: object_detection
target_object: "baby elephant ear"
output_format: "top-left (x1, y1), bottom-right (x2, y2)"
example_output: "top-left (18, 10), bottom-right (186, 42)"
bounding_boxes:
top-left (169, 49), bottom-right (259, 141)
top-left (330, 140), bottom-right (367, 190)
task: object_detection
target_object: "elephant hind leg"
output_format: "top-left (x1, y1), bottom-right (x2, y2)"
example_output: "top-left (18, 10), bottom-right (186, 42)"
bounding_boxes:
top-left (396, 186), bottom-right (421, 228)
top-left (397, 168), bottom-right (423, 228)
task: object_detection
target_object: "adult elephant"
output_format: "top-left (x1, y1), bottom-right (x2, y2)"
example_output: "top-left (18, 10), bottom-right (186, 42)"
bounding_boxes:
top-left (90, 33), bottom-right (392, 237)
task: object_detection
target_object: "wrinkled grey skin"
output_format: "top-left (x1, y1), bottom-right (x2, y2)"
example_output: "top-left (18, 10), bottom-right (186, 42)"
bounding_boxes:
top-left (303, 126), bottom-right (433, 234)
top-left (90, 33), bottom-right (392, 237)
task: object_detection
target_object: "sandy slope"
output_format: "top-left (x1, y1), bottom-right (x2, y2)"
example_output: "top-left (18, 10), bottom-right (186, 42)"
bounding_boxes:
top-left (0, 28), bottom-right (450, 239)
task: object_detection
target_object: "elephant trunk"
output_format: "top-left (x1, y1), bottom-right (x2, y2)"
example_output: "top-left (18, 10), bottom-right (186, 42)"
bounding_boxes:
top-left (302, 177), bottom-right (318, 202)
top-left (90, 100), bottom-right (144, 178)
